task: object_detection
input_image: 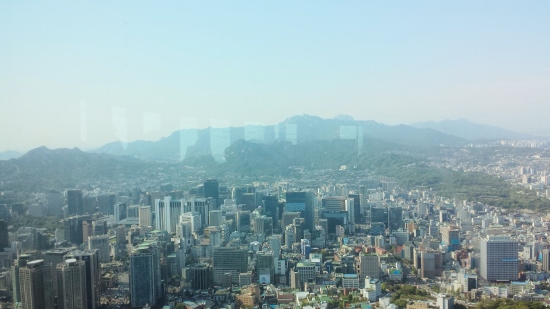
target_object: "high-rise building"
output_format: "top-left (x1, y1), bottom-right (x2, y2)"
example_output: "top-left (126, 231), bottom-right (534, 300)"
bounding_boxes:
top-left (130, 243), bottom-right (161, 308)
top-left (440, 225), bottom-right (460, 252)
top-left (204, 179), bottom-right (220, 208)
top-left (256, 251), bottom-right (274, 284)
top-left (186, 263), bottom-right (211, 290)
top-left (237, 210), bottom-right (251, 233)
top-left (480, 235), bottom-right (519, 282)
top-left (388, 206), bottom-right (403, 232)
top-left (43, 249), bottom-right (72, 300)
top-left (208, 210), bottom-right (223, 227)
top-left (19, 260), bottom-right (54, 309)
top-left (138, 206), bottom-right (152, 227)
top-left (88, 235), bottom-right (110, 263)
top-left (0, 219), bottom-right (8, 250)
top-left (436, 294), bottom-right (454, 309)
top-left (420, 249), bottom-right (443, 279)
top-left (286, 191), bottom-right (315, 230)
top-left (185, 198), bottom-right (213, 228)
top-left (114, 203), bottom-right (128, 223)
top-left (542, 249), bottom-right (550, 272)
top-left (355, 253), bottom-right (380, 279)
top-left (67, 190), bottom-right (83, 216)
top-left (212, 247), bottom-right (248, 285)
top-left (64, 250), bottom-right (100, 309)
top-left (154, 197), bottom-right (184, 233)
top-left (57, 259), bottom-right (87, 309)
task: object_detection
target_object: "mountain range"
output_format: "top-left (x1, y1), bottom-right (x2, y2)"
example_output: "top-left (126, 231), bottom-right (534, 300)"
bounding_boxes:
top-left (1, 115), bottom-right (547, 192)
top-left (410, 118), bottom-right (546, 141)
top-left (92, 115), bottom-right (469, 162)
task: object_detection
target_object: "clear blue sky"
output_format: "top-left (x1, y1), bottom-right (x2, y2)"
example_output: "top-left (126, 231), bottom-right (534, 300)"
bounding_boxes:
top-left (1, 1), bottom-right (549, 152)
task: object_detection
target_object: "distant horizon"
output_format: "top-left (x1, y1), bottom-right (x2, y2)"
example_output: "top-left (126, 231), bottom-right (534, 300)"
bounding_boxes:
top-left (1, 114), bottom-right (547, 154)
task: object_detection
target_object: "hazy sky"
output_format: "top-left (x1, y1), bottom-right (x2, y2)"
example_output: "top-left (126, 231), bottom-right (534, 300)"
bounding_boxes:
top-left (1, 1), bottom-right (549, 152)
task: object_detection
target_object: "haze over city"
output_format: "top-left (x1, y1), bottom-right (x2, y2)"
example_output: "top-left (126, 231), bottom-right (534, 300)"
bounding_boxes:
top-left (1, 1), bottom-right (549, 152)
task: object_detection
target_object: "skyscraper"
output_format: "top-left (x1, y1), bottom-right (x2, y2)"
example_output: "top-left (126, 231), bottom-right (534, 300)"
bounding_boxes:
top-left (440, 225), bottom-right (461, 251)
top-left (19, 260), bottom-right (53, 309)
top-left (0, 219), bottom-right (8, 250)
top-left (113, 203), bottom-right (127, 223)
top-left (480, 235), bottom-right (519, 282)
top-left (204, 179), bottom-right (220, 208)
top-left (64, 250), bottom-right (100, 309)
top-left (212, 247), bottom-right (248, 285)
top-left (57, 259), bottom-right (87, 309)
top-left (138, 206), bottom-right (152, 227)
top-left (67, 190), bottom-right (83, 216)
top-left (130, 243), bottom-right (161, 308)
top-left (88, 235), bottom-right (110, 263)
top-left (154, 196), bottom-right (184, 233)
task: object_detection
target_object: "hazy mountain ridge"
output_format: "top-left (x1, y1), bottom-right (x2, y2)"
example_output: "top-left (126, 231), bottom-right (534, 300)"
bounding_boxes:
top-left (411, 119), bottom-right (547, 141)
top-left (0, 146), bottom-right (151, 191)
top-left (93, 115), bottom-right (468, 162)
top-left (0, 150), bottom-right (23, 160)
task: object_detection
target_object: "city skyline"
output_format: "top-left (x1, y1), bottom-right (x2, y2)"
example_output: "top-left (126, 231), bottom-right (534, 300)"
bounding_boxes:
top-left (1, 1), bottom-right (549, 152)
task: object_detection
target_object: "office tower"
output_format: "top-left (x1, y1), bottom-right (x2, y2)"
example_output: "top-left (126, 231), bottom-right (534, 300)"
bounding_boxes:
top-left (187, 263), bottom-right (211, 290)
top-left (237, 210), bottom-right (251, 233)
top-left (242, 193), bottom-right (257, 212)
top-left (320, 197), bottom-right (348, 234)
top-left (268, 235), bottom-right (281, 262)
top-left (115, 226), bottom-right (126, 246)
top-left (180, 212), bottom-right (202, 234)
top-left (88, 235), bottom-right (110, 263)
top-left (154, 196), bottom-right (184, 233)
top-left (437, 295), bottom-right (454, 309)
top-left (284, 225), bottom-right (295, 247)
top-left (253, 216), bottom-right (265, 234)
top-left (0, 219), bottom-right (8, 250)
top-left (345, 198), bottom-right (355, 233)
top-left (43, 249), bottom-right (72, 299)
top-left (204, 179), bottom-right (220, 208)
top-left (355, 253), bottom-right (380, 279)
top-left (113, 203), bottom-right (127, 223)
top-left (256, 251), bottom-right (274, 284)
top-left (138, 206), bottom-right (152, 227)
top-left (301, 239), bottom-right (311, 259)
top-left (19, 260), bottom-right (54, 309)
top-left (64, 250), bottom-right (100, 309)
top-left (129, 243), bottom-right (161, 308)
top-left (420, 249), bottom-right (443, 279)
top-left (67, 190), bottom-right (83, 216)
top-left (370, 206), bottom-right (387, 226)
top-left (96, 194), bottom-right (116, 215)
top-left (12, 255), bottom-right (32, 303)
top-left (262, 195), bottom-right (279, 229)
top-left (92, 220), bottom-right (107, 236)
top-left (209, 210), bottom-right (223, 227)
top-left (440, 225), bottom-right (460, 251)
top-left (57, 259), bottom-right (87, 309)
top-left (212, 247), bottom-right (248, 285)
top-left (480, 236), bottom-right (519, 282)
top-left (281, 212), bottom-right (301, 229)
top-left (286, 191), bottom-right (315, 230)
top-left (348, 194), bottom-right (361, 224)
top-left (82, 221), bottom-right (93, 242)
top-left (186, 197), bottom-right (213, 227)
top-left (542, 249), bottom-right (550, 272)
top-left (62, 216), bottom-right (87, 245)
top-left (388, 206), bottom-right (403, 232)
top-left (126, 205), bottom-right (140, 218)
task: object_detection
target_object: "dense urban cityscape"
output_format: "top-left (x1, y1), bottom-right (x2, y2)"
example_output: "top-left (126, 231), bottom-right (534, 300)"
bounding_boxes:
top-left (2, 131), bottom-right (550, 309)
top-left (2, 2), bottom-right (549, 309)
